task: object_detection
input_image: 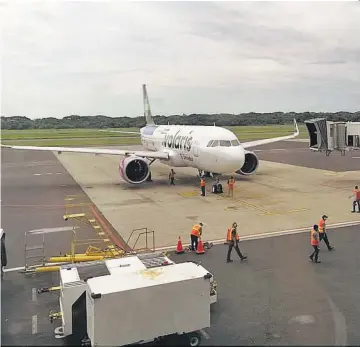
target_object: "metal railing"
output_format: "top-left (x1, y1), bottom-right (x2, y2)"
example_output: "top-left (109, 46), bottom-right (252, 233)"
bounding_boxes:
top-left (126, 228), bottom-right (155, 253)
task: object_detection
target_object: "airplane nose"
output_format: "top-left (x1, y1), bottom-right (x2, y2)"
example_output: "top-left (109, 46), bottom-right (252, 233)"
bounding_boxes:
top-left (222, 148), bottom-right (245, 171)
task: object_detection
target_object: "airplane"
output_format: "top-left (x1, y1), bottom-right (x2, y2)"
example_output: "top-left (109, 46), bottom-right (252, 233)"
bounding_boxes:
top-left (1, 84), bottom-right (299, 185)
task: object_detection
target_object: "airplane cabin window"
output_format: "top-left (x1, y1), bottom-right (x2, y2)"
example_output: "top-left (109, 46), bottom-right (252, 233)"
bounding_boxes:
top-left (207, 140), bottom-right (214, 147)
top-left (231, 139), bottom-right (240, 146)
top-left (211, 140), bottom-right (219, 147)
top-left (219, 140), bottom-right (231, 147)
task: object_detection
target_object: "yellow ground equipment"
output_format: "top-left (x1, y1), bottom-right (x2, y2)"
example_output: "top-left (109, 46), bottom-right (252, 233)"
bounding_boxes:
top-left (37, 286), bottom-right (61, 294)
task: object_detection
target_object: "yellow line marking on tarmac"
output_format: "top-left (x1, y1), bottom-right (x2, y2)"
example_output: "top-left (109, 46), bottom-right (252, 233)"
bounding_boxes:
top-left (178, 191), bottom-right (199, 197)
top-left (259, 208), bottom-right (310, 216)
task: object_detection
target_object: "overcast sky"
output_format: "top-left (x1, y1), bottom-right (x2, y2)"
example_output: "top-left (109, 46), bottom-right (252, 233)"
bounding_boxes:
top-left (2, 1), bottom-right (360, 119)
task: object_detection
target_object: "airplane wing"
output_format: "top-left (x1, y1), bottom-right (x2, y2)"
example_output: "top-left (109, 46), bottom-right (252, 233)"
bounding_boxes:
top-left (99, 130), bottom-right (141, 135)
top-left (0, 144), bottom-right (169, 160)
top-left (241, 119), bottom-right (299, 149)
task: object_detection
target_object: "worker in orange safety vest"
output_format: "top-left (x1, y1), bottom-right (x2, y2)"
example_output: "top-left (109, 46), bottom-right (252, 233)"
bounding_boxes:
top-left (226, 222), bottom-right (247, 263)
top-left (318, 215), bottom-right (334, 251)
top-left (309, 225), bottom-right (321, 263)
top-left (227, 176), bottom-right (235, 197)
top-left (349, 185), bottom-right (360, 213)
top-left (190, 223), bottom-right (203, 251)
top-left (200, 177), bottom-right (206, 197)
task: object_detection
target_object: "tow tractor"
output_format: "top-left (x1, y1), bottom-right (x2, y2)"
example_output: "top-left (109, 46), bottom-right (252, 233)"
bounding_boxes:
top-left (50, 252), bottom-right (217, 346)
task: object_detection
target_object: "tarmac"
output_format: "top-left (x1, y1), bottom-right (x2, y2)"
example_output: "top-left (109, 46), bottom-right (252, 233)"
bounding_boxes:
top-left (53, 141), bottom-right (360, 249)
top-left (0, 148), bottom-right (125, 269)
top-left (2, 226), bottom-right (360, 345)
top-left (1, 141), bottom-right (360, 346)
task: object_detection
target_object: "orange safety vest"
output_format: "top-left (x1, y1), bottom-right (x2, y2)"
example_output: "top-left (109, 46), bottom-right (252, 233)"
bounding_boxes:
top-left (310, 229), bottom-right (319, 246)
top-left (318, 219), bottom-right (325, 233)
top-left (226, 227), bottom-right (240, 242)
top-left (353, 189), bottom-right (360, 200)
top-left (200, 179), bottom-right (205, 187)
top-left (191, 224), bottom-right (201, 237)
top-left (228, 179), bottom-right (234, 187)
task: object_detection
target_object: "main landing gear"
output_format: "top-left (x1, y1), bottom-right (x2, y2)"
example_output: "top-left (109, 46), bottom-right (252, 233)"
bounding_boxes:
top-left (198, 170), bottom-right (221, 180)
top-left (146, 158), bottom-right (156, 182)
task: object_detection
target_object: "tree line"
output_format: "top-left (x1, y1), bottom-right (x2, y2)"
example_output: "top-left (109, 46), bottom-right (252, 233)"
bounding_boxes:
top-left (1, 112), bottom-right (359, 130)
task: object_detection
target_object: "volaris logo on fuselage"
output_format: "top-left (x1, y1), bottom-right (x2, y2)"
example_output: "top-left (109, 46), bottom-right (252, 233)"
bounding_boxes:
top-left (163, 130), bottom-right (193, 152)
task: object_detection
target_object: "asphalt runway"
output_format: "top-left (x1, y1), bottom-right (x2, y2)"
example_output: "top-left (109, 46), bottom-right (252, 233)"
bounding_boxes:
top-left (2, 225), bottom-right (360, 346)
top-left (171, 225), bottom-right (360, 346)
top-left (251, 141), bottom-right (360, 172)
top-left (1, 148), bottom-right (125, 269)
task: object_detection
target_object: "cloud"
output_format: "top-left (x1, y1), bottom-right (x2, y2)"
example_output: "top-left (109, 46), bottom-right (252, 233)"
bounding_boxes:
top-left (1, 1), bottom-right (360, 119)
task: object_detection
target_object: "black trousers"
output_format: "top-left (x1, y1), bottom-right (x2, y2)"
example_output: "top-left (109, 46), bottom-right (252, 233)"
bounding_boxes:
top-left (170, 177), bottom-right (175, 185)
top-left (191, 235), bottom-right (199, 251)
top-left (201, 186), bottom-right (205, 196)
top-left (310, 245), bottom-right (320, 261)
top-left (353, 199), bottom-right (360, 212)
top-left (227, 242), bottom-right (244, 261)
top-left (319, 232), bottom-right (331, 250)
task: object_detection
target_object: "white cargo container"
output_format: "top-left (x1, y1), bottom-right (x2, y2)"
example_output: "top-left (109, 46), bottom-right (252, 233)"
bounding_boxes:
top-left (57, 253), bottom-right (216, 346)
top-left (84, 261), bottom-right (212, 347)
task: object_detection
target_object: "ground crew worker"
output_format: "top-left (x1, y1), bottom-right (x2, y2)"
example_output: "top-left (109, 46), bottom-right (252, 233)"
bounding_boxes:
top-left (169, 169), bottom-right (176, 185)
top-left (1, 229), bottom-right (7, 280)
top-left (200, 177), bottom-right (206, 196)
top-left (190, 223), bottom-right (203, 251)
top-left (349, 185), bottom-right (360, 213)
top-left (309, 224), bottom-right (321, 263)
top-left (227, 176), bottom-right (235, 197)
top-left (226, 222), bottom-right (247, 263)
top-left (318, 215), bottom-right (334, 251)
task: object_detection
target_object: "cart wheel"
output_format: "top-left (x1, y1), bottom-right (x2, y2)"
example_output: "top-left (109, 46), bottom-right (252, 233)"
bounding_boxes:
top-left (188, 332), bottom-right (201, 346)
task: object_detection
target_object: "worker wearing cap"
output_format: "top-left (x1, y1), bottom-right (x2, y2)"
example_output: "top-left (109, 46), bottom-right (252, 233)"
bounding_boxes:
top-left (309, 225), bottom-right (321, 263)
top-left (1, 229), bottom-right (7, 280)
top-left (226, 222), bottom-right (247, 263)
top-left (318, 215), bottom-right (334, 251)
top-left (349, 185), bottom-right (360, 213)
top-left (190, 223), bottom-right (203, 251)
top-left (200, 177), bottom-right (206, 196)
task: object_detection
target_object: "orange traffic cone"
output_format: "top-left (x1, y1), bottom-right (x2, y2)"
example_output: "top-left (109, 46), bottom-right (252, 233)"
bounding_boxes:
top-left (176, 236), bottom-right (185, 254)
top-left (196, 237), bottom-right (205, 254)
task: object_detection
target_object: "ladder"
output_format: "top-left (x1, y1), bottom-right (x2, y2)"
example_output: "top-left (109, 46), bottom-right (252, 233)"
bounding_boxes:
top-left (24, 227), bottom-right (75, 271)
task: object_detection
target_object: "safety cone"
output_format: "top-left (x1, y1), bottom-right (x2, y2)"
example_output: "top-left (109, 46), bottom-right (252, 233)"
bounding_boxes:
top-left (176, 236), bottom-right (185, 254)
top-left (196, 237), bottom-right (205, 254)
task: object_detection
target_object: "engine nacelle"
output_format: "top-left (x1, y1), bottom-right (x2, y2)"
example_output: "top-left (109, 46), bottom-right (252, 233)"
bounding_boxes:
top-left (236, 150), bottom-right (259, 176)
top-left (119, 156), bottom-right (150, 184)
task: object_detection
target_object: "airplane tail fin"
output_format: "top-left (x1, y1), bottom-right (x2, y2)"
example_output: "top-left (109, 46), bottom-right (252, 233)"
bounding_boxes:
top-left (142, 84), bottom-right (155, 125)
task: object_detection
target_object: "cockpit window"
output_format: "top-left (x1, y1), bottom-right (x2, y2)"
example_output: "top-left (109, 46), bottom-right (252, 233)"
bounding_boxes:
top-left (207, 140), bottom-right (214, 147)
top-left (231, 139), bottom-right (240, 146)
top-left (219, 140), bottom-right (231, 147)
top-left (211, 140), bottom-right (219, 147)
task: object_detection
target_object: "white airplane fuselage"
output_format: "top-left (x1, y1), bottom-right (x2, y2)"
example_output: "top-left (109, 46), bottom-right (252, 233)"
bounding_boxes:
top-left (139, 124), bottom-right (245, 173)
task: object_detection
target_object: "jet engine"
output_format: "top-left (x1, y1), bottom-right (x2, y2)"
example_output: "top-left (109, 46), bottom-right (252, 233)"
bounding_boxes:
top-left (119, 156), bottom-right (150, 184)
top-left (236, 150), bottom-right (259, 176)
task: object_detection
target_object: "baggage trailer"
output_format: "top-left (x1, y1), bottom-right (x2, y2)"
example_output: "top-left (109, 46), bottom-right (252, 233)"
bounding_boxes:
top-left (57, 252), bottom-right (217, 346)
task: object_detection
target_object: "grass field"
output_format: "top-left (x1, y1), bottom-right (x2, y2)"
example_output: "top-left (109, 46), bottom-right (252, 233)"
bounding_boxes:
top-left (1, 124), bottom-right (307, 146)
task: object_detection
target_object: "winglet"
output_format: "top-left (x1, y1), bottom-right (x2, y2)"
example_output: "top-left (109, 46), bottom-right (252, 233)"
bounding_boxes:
top-left (293, 118), bottom-right (299, 136)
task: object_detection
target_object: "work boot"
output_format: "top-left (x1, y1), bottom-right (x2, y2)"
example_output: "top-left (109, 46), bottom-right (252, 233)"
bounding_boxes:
top-left (226, 259), bottom-right (233, 263)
